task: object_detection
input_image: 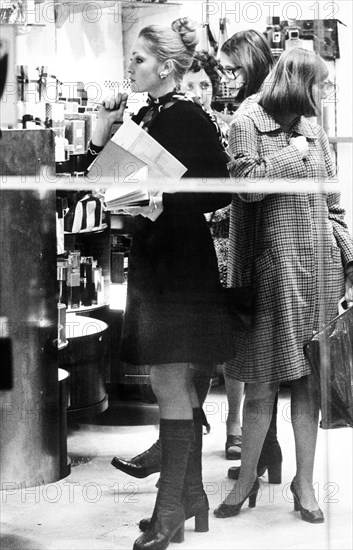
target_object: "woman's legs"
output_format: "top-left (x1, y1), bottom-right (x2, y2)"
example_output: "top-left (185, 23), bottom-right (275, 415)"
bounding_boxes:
top-left (112, 364), bottom-right (210, 478)
top-left (291, 374), bottom-right (321, 510)
top-left (138, 365), bottom-right (210, 536)
top-left (190, 363), bottom-right (214, 407)
top-left (220, 381), bottom-right (278, 506)
top-left (134, 364), bottom-right (195, 549)
top-left (224, 371), bottom-right (244, 457)
top-left (150, 363), bottom-right (194, 419)
top-left (224, 373), bottom-right (244, 435)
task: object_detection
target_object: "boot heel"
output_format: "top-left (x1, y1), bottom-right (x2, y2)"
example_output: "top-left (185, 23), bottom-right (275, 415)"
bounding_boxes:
top-left (194, 509), bottom-right (209, 532)
top-left (267, 462), bottom-right (282, 484)
top-left (248, 489), bottom-right (258, 508)
top-left (171, 522), bottom-right (185, 543)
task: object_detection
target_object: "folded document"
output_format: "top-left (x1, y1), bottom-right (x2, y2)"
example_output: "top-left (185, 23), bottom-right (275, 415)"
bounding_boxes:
top-left (86, 118), bottom-right (187, 212)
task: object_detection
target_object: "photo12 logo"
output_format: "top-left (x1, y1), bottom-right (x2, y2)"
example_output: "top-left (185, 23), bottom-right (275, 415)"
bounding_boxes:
top-left (14, 1), bottom-right (143, 26)
top-left (202, 1), bottom-right (340, 24)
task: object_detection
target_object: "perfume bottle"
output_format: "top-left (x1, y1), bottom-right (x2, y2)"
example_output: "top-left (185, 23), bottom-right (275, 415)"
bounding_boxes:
top-left (80, 257), bottom-right (94, 307)
top-left (67, 250), bottom-right (81, 308)
top-left (92, 265), bottom-right (105, 305)
top-left (67, 267), bottom-right (80, 309)
top-left (284, 19), bottom-right (302, 50)
top-left (265, 16), bottom-right (284, 58)
top-left (57, 262), bottom-right (68, 306)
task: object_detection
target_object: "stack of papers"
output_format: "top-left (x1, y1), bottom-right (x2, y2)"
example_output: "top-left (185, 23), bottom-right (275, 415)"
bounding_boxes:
top-left (111, 118), bottom-right (187, 181)
top-left (104, 186), bottom-right (150, 209)
top-left (86, 140), bottom-right (148, 186)
top-left (86, 118), bottom-right (187, 212)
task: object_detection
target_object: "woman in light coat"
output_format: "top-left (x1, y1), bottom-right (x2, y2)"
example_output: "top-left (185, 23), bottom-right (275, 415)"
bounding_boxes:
top-left (214, 47), bottom-right (353, 523)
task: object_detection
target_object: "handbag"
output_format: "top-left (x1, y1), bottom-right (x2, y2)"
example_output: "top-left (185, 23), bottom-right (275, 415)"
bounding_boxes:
top-left (207, 209), bottom-right (254, 332)
top-left (305, 299), bottom-right (353, 429)
top-left (61, 191), bottom-right (103, 233)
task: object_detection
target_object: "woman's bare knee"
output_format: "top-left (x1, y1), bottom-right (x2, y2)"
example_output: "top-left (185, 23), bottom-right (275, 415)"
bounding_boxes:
top-left (150, 364), bottom-right (190, 401)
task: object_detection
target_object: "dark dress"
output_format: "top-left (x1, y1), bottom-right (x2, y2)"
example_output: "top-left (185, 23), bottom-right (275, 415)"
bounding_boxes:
top-left (119, 99), bottom-right (235, 366)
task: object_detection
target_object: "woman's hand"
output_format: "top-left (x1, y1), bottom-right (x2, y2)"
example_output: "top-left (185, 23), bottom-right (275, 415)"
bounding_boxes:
top-left (123, 191), bottom-right (164, 221)
top-left (345, 266), bottom-right (353, 305)
top-left (99, 93), bottom-right (129, 124)
top-left (92, 93), bottom-right (129, 147)
top-left (290, 136), bottom-right (309, 159)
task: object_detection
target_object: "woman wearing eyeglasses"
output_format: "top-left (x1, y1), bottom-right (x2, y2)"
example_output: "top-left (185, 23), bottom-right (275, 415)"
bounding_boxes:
top-left (183, 41), bottom-right (282, 477)
top-left (214, 30), bottom-right (284, 481)
top-left (219, 29), bottom-right (274, 103)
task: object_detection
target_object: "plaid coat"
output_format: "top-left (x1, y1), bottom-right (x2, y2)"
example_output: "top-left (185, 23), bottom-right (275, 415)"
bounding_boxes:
top-left (225, 103), bottom-right (353, 383)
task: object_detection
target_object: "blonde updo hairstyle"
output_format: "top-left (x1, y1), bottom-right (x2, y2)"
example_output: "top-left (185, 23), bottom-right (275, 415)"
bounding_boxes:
top-left (138, 17), bottom-right (199, 83)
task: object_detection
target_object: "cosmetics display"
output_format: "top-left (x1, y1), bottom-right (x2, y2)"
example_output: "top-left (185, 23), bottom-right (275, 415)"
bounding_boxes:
top-left (57, 253), bottom-right (105, 310)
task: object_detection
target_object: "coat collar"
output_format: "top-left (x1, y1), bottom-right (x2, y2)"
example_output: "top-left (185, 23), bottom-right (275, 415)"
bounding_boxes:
top-left (242, 102), bottom-right (318, 139)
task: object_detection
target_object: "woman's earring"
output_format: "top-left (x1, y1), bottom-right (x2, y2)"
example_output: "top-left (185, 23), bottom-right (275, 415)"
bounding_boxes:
top-left (159, 71), bottom-right (167, 79)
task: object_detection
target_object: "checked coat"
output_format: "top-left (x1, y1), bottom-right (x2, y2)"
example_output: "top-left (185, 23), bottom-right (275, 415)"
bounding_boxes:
top-left (224, 102), bottom-right (353, 383)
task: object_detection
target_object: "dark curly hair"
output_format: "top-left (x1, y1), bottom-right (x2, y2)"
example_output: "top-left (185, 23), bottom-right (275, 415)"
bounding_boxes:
top-left (188, 50), bottom-right (222, 96)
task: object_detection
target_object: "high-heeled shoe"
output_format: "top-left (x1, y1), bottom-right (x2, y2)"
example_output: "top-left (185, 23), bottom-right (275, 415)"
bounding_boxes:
top-left (133, 419), bottom-right (193, 550)
top-left (139, 408), bottom-right (209, 537)
top-left (290, 480), bottom-right (324, 524)
top-left (214, 478), bottom-right (260, 518)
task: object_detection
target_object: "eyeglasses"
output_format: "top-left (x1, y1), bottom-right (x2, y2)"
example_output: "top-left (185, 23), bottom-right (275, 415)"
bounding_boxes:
top-left (219, 65), bottom-right (243, 80)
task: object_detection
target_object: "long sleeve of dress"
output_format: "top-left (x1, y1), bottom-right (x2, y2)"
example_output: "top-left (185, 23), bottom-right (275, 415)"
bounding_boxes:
top-left (328, 193), bottom-right (353, 265)
top-left (229, 115), bottom-right (307, 177)
top-left (227, 114), bottom-right (308, 202)
top-left (139, 101), bottom-right (231, 214)
top-left (316, 127), bottom-right (353, 265)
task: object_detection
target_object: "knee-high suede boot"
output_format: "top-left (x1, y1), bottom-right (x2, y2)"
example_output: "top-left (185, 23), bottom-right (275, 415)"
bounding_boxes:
top-left (111, 370), bottom-right (211, 478)
top-left (133, 419), bottom-right (193, 550)
top-left (181, 408), bottom-right (209, 531)
top-left (139, 408), bottom-right (209, 534)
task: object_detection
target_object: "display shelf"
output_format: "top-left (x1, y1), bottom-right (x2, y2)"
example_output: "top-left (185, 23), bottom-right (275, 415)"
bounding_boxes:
top-left (66, 395), bottom-right (109, 422)
top-left (63, 218), bottom-right (111, 307)
top-left (67, 302), bottom-right (108, 313)
top-left (59, 315), bottom-right (109, 420)
top-left (64, 223), bottom-right (107, 235)
top-left (61, 211), bottom-right (112, 384)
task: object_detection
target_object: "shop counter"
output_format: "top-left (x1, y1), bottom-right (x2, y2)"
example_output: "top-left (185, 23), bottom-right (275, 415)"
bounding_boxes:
top-left (59, 314), bottom-right (109, 422)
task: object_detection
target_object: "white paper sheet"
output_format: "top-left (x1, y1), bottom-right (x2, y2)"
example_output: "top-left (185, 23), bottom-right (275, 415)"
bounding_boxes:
top-left (111, 118), bottom-right (187, 181)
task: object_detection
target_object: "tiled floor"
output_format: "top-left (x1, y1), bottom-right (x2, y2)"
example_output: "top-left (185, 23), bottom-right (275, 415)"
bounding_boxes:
top-left (1, 385), bottom-right (352, 550)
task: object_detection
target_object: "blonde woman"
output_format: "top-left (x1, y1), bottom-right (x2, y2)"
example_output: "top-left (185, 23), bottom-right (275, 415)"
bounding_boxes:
top-left (89, 18), bottom-right (235, 550)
